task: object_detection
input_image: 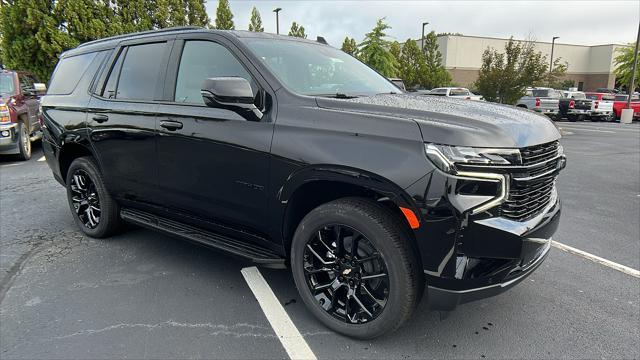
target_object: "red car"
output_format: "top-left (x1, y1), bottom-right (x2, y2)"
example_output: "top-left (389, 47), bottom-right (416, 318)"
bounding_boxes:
top-left (613, 94), bottom-right (640, 120)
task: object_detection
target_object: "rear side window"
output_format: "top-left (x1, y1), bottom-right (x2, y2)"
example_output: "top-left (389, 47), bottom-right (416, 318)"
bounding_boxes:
top-left (0, 73), bottom-right (15, 95)
top-left (114, 42), bottom-right (166, 101)
top-left (48, 52), bottom-right (98, 95)
top-left (174, 41), bottom-right (253, 104)
top-left (450, 89), bottom-right (469, 96)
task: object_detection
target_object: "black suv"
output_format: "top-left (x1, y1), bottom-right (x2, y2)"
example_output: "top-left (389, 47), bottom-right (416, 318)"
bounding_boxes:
top-left (42, 28), bottom-right (566, 339)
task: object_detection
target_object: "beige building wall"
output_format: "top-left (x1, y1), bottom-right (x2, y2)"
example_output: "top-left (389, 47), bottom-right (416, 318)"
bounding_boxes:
top-left (430, 35), bottom-right (622, 91)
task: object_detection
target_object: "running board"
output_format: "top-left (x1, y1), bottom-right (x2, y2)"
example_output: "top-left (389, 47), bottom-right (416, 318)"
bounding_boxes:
top-left (120, 208), bottom-right (286, 268)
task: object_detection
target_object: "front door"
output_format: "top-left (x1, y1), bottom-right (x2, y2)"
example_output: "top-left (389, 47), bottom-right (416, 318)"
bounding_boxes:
top-left (155, 37), bottom-right (275, 242)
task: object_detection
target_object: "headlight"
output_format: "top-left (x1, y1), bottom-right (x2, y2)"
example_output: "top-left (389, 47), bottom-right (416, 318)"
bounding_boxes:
top-left (425, 143), bottom-right (520, 175)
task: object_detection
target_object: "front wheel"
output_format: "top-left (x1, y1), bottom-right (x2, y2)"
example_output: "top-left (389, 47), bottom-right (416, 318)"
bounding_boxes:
top-left (16, 122), bottom-right (31, 161)
top-left (65, 156), bottom-right (122, 238)
top-left (291, 198), bottom-right (422, 339)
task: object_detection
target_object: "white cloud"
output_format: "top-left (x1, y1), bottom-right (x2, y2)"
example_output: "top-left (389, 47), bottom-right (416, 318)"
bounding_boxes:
top-left (206, 0), bottom-right (639, 47)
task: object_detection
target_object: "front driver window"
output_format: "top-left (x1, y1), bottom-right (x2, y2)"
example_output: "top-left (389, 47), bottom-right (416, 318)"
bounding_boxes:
top-left (175, 41), bottom-right (254, 104)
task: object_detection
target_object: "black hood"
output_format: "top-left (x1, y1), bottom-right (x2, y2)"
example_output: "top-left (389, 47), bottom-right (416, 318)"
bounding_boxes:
top-left (316, 94), bottom-right (561, 148)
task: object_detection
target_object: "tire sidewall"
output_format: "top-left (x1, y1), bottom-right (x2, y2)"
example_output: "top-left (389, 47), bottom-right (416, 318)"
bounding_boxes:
top-left (65, 157), bottom-right (114, 238)
top-left (291, 201), bottom-right (414, 339)
top-left (18, 122), bottom-right (31, 160)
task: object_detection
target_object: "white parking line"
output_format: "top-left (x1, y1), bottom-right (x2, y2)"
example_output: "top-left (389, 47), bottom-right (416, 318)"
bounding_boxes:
top-left (551, 240), bottom-right (640, 278)
top-left (559, 127), bottom-right (616, 134)
top-left (37, 156), bottom-right (46, 162)
top-left (0, 162), bottom-right (22, 167)
top-left (241, 267), bottom-right (316, 360)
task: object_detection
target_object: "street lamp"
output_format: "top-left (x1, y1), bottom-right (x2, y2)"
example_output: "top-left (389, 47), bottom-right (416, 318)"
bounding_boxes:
top-left (421, 22), bottom-right (429, 52)
top-left (273, 7), bottom-right (282, 35)
top-left (549, 36), bottom-right (560, 86)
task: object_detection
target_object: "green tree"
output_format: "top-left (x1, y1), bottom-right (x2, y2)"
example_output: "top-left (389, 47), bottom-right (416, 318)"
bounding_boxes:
top-left (421, 31), bottom-right (451, 88)
top-left (215, 0), bottom-right (234, 30)
top-left (341, 36), bottom-right (358, 56)
top-left (474, 38), bottom-right (565, 104)
top-left (288, 22), bottom-right (307, 38)
top-left (55, 0), bottom-right (119, 42)
top-left (248, 6), bottom-right (263, 32)
top-left (358, 18), bottom-right (398, 77)
top-left (397, 39), bottom-right (424, 88)
top-left (186, 0), bottom-right (209, 27)
top-left (614, 44), bottom-right (640, 90)
top-left (0, 0), bottom-right (75, 81)
top-left (389, 40), bottom-right (401, 62)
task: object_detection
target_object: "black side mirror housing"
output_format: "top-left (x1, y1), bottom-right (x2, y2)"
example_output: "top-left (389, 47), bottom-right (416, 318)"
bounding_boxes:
top-left (201, 77), bottom-right (263, 120)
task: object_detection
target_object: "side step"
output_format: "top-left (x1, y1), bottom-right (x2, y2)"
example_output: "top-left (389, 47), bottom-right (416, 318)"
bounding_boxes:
top-left (121, 208), bottom-right (286, 268)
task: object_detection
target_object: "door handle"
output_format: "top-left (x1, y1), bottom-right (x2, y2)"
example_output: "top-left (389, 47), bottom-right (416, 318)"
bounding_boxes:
top-left (92, 114), bottom-right (109, 123)
top-left (160, 120), bottom-right (183, 131)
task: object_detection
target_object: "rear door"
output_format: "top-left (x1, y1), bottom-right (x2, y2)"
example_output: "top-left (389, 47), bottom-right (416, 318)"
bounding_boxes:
top-left (17, 73), bottom-right (39, 132)
top-left (154, 34), bottom-right (276, 244)
top-left (87, 37), bottom-right (173, 205)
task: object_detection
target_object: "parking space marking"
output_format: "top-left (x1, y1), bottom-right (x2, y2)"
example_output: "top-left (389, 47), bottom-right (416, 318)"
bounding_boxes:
top-left (558, 127), bottom-right (616, 134)
top-left (241, 267), bottom-right (317, 360)
top-left (551, 240), bottom-right (640, 278)
top-left (0, 162), bottom-right (23, 168)
top-left (37, 156), bottom-right (46, 162)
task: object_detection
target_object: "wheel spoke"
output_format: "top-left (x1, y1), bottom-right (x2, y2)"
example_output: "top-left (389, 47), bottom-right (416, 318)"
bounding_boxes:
top-left (304, 266), bottom-right (333, 275)
top-left (361, 272), bottom-right (387, 280)
top-left (334, 226), bottom-right (344, 256)
top-left (317, 231), bottom-right (334, 253)
top-left (352, 293), bottom-right (373, 318)
top-left (360, 283), bottom-right (385, 306)
top-left (356, 252), bottom-right (381, 263)
top-left (312, 279), bottom-right (335, 292)
top-left (350, 233), bottom-right (362, 256)
top-left (306, 244), bottom-right (336, 265)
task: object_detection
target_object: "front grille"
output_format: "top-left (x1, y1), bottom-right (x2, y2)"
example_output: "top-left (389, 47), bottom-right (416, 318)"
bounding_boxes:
top-left (501, 141), bottom-right (560, 221)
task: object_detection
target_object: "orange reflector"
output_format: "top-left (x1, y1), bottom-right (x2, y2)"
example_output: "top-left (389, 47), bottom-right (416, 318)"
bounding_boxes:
top-left (399, 207), bottom-right (420, 229)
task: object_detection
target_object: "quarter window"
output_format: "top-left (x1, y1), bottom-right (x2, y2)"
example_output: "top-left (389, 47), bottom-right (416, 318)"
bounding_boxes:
top-left (175, 41), bottom-right (253, 104)
top-left (48, 52), bottom-right (97, 95)
top-left (115, 43), bottom-right (166, 101)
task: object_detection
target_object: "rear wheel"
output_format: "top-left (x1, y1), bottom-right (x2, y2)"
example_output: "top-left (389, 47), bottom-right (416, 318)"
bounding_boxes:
top-left (291, 198), bottom-right (422, 339)
top-left (65, 156), bottom-right (122, 238)
top-left (16, 122), bottom-right (31, 161)
top-left (568, 115), bottom-right (577, 122)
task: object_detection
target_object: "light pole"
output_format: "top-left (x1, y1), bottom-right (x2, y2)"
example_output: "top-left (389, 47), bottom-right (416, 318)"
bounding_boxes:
top-left (273, 7), bottom-right (282, 35)
top-left (549, 36), bottom-right (560, 86)
top-left (421, 22), bottom-right (429, 52)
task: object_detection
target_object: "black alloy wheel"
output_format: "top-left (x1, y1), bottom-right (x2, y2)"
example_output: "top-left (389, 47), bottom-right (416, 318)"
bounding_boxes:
top-left (70, 169), bottom-right (101, 229)
top-left (291, 198), bottom-right (422, 339)
top-left (65, 156), bottom-right (122, 238)
top-left (303, 224), bottom-right (389, 324)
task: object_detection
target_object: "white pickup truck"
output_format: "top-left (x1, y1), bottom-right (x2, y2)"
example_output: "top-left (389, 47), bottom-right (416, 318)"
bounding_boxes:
top-left (428, 87), bottom-right (483, 101)
top-left (516, 88), bottom-right (561, 118)
top-left (585, 92), bottom-right (616, 122)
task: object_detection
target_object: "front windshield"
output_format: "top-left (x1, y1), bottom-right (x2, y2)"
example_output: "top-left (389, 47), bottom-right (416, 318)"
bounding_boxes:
top-left (243, 39), bottom-right (400, 97)
top-left (0, 73), bottom-right (15, 95)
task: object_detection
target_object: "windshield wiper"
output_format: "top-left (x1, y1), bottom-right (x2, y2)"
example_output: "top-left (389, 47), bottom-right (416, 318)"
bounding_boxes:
top-left (314, 93), bottom-right (361, 99)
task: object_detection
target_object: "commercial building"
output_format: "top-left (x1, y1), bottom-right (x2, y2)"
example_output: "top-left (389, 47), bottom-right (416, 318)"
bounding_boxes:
top-left (418, 35), bottom-right (625, 91)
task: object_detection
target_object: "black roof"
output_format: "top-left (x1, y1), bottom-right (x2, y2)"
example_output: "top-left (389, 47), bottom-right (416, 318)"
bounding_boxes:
top-left (63, 27), bottom-right (325, 58)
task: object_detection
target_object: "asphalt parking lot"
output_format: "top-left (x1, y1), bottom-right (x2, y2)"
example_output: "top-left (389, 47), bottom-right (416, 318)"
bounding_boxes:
top-left (1, 120), bottom-right (639, 359)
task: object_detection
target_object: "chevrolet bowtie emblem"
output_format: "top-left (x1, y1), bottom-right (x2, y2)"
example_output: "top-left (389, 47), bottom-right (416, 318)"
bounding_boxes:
top-left (342, 268), bottom-right (352, 275)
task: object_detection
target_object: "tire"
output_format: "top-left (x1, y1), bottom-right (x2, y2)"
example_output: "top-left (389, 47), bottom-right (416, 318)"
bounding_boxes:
top-left (16, 122), bottom-right (31, 161)
top-left (590, 116), bottom-right (600, 122)
top-left (568, 115), bottom-right (577, 122)
top-left (291, 197), bottom-right (422, 339)
top-left (65, 156), bottom-right (122, 238)
top-left (605, 112), bottom-right (615, 122)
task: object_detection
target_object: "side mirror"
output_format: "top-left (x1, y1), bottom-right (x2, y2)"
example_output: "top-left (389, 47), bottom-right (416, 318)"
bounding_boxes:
top-left (201, 77), bottom-right (263, 120)
top-left (34, 83), bottom-right (47, 95)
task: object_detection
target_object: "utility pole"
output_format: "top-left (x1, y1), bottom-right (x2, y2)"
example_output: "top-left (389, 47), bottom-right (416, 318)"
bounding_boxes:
top-left (273, 7), bottom-right (282, 35)
top-left (627, 21), bottom-right (640, 110)
top-left (549, 36), bottom-right (559, 87)
top-left (421, 22), bottom-right (429, 52)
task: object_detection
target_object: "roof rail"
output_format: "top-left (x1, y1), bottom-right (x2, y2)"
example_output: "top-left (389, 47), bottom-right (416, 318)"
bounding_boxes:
top-left (77, 26), bottom-right (203, 48)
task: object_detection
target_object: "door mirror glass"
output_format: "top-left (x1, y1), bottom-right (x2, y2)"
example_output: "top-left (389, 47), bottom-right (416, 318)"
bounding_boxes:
top-left (201, 77), bottom-right (263, 120)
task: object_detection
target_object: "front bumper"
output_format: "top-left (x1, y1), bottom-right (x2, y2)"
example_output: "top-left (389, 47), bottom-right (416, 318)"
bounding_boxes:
top-left (0, 123), bottom-right (19, 155)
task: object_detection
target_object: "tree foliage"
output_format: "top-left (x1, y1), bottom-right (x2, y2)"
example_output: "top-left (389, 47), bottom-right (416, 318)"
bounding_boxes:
top-left (358, 18), bottom-right (398, 78)
top-left (0, 0), bottom-right (210, 81)
top-left (248, 6), bottom-right (263, 32)
top-left (474, 38), bottom-right (567, 104)
top-left (614, 44), bottom-right (640, 90)
top-left (421, 31), bottom-right (451, 89)
top-left (288, 22), bottom-right (307, 38)
top-left (214, 0), bottom-right (234, 30)
top-left (341, 37), bottom-right (358, 57)
top-left (396, 39), bottom-right (424, 88)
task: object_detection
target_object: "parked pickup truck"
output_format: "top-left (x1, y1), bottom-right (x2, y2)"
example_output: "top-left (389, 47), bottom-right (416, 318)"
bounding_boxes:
top-left (585, 92), bottom-right (616, 122)
top-left (0, 69), bottom-right (46, 160)
top-left (613, 94), bottom-right (640, 120)
top-left (559, 90), bottom-right (593, 122)
top-left (428, 87), bottom-right (483, 100)
top-left (516, 88), bottom-right (561, 118)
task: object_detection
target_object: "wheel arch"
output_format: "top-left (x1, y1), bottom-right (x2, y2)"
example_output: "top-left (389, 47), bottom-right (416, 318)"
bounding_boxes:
top-left (58, 141), bottom-right (96, 185)
top-left (278, 165), bottom-right (423, 266)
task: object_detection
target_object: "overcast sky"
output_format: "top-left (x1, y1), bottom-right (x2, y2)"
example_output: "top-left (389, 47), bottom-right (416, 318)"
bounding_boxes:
top-left (204, 0), bottom-right (639, 47)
